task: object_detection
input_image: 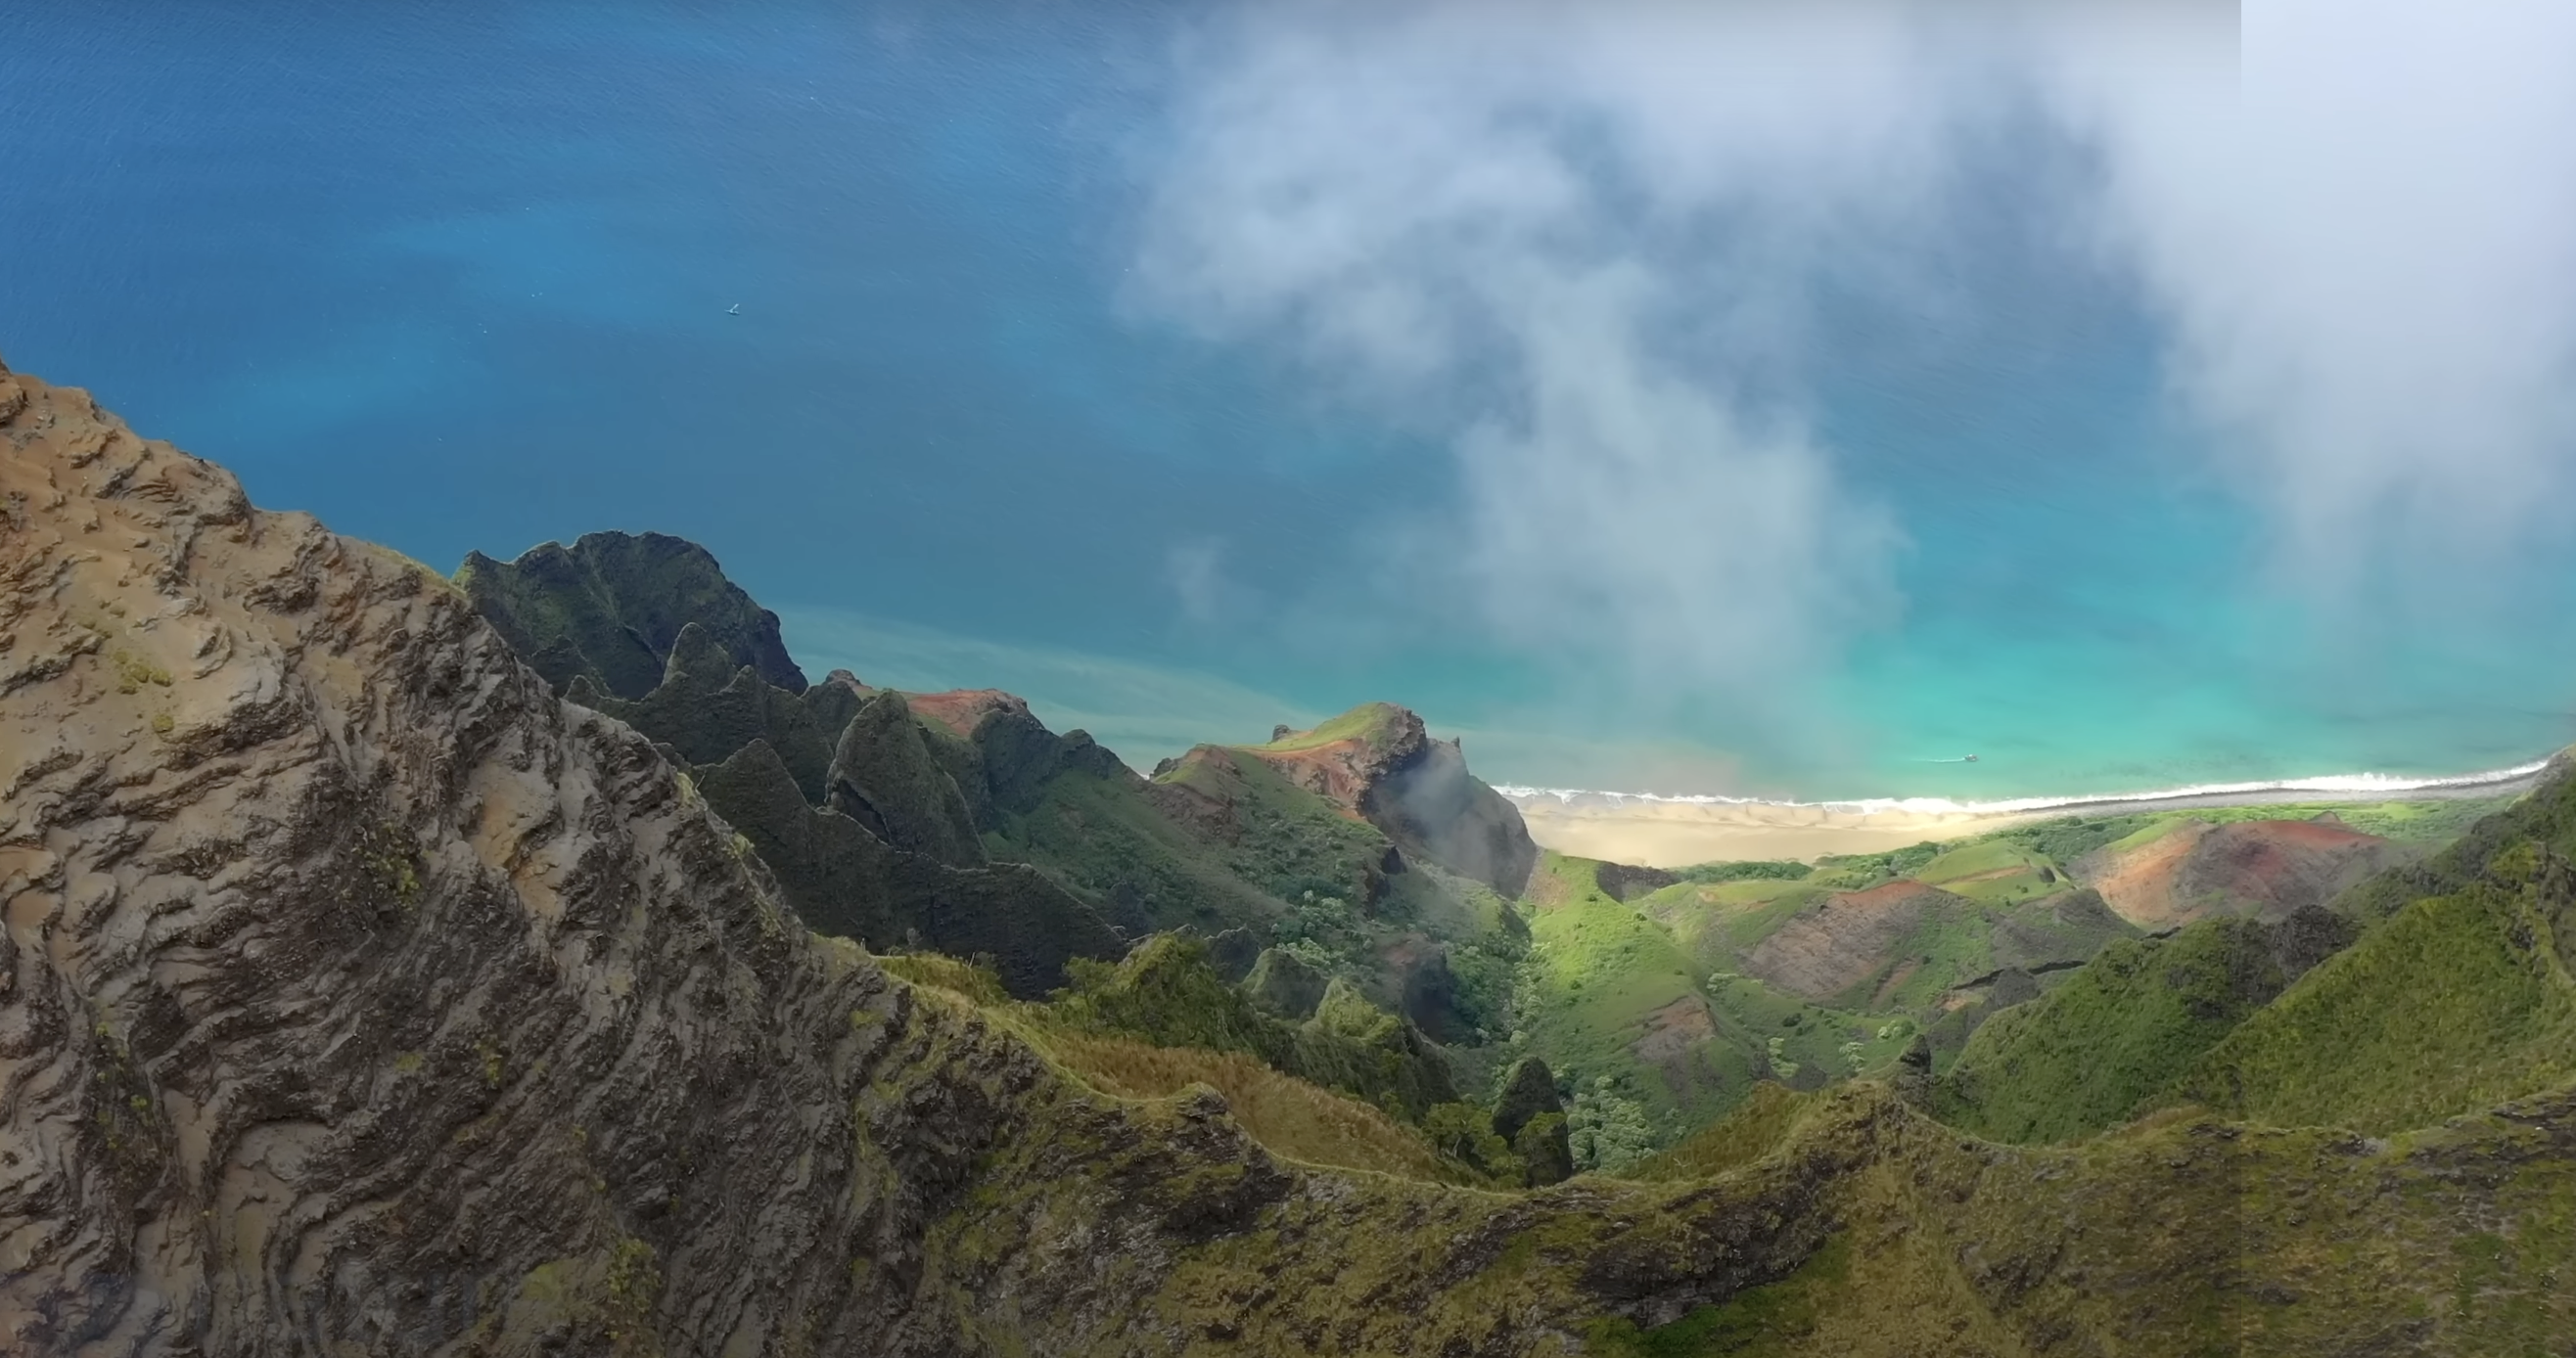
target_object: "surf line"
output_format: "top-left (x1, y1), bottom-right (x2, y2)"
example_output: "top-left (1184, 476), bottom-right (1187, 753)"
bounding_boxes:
top-left (1494, 753), bottom-right (2558, 818)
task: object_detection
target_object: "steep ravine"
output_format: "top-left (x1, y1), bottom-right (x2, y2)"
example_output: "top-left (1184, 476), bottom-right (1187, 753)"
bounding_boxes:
top-left (6, 359), bottom-right (2574, 1355)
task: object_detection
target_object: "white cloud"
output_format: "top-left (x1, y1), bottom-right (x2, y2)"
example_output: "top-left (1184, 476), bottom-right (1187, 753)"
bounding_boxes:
top-left (2034, 0), bottom-right (2576, 585)
top-left (1165, 536), bottom-right (1244, 626)
top-left (1130, 0), bottom-right (1961, 701)
top-left (1134, 0), bottom-right (2576, 699)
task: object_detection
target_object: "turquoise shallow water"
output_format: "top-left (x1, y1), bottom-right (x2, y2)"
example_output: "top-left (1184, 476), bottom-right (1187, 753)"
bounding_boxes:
top-left (9, 2), bottom-right (2576, 800)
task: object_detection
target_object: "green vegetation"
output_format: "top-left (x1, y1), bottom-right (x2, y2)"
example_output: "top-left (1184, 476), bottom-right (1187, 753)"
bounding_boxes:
top-left (456, 530), bottom-right (807, 699)
top-left (1586, 1236), bottom-right (1851, 1357)
top-left (1512, 856), bottom-right (1752, 1149)
top-left (1674, 859), bottom-right (1813, 884)
top-left (441, 521), bottom-right (2576, 1352)
top-left (1996, 796), bottom-right (2516, 869)
top-left (1935, 917), bottom-right (2296, 1143)
top-left (1250, 701), bottom-right (1410, 753)
top-left (109, 648), bottom-right (172, 693)
top-left (1907, 838), bottom-right (2064, 904)
top-left (1047, 934), bottom-right (1462, 1122)
top-left (1633, 877), bottom-right (1828, 974)
top-left (1808, 839), bottom-right (1946, 887)
top-left (2174, 842), bottom-right (2576, 1133)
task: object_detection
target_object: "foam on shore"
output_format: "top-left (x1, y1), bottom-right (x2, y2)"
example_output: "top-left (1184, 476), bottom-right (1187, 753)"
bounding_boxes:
top-left (1495, 754), bottom-right (2560, 869)
top-left (1495, 754), bottom-right (2557, 819)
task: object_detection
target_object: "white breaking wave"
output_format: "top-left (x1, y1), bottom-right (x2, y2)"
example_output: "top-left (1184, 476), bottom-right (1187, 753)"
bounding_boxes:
top-left (1492, 756), bottom-right (2559, 818)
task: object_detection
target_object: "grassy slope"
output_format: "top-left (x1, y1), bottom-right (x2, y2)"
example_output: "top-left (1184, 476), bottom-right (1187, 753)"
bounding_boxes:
top-left (1579, 1078), bottom-right (2576, 1358)
top-left (1571, 795), bottom-right (2503, 1139)
top-left (2174, 853), bottom-right (2576, 1134)
top-left (1511, 856), bottom-right (1915, 1152)
top-left (1248, 701), bottom-right (1408, 753)
top-left (1996, 796), bottom-right (2515, 870)
top-left (1025, 1033), bottom-right (1457, 1182)
top-left (1637, 878), bottom-right (1828, 975)
top-left (1934, 918), bottom-right (2288, 1144)
top-left (884, 928), bottom-right (2576, 1357)
top-left (1152, 746), bottom-right (1392, 903)
top-left (980, 755), bottom-right (1284, 935)
top-left (1925, 777), bottom-right (2576, 1144)
top-left (1517, 855), bottom-right (1750, 1133)
top-left (1156, 746), bottom-right (1531, 1031)
top-left (1701, 977), bottom-right (1918, 1087)
top-left (1526, 851), bottom-right (2119, 1150)
top-left (879, 946), bottom-right (1470, 1183)
top-left (1908, 838), bottom-right (2064, 904)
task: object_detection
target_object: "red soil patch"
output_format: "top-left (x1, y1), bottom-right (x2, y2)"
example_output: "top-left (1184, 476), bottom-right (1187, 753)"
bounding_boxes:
top-left (1869, 957), bottom-right (1923, 1010)
top-left (1243, 738), bottom-right (1380, 819)
top-left (1742, 881), bottom-right (1956, 1003)
top-left (1631, 996), bottom-right (1727, 1103)
top-left (2080, 823), bottom-right (2213, 928)
top-left (900, 688), bottom-right (1030, 739)
top-left (2076, 819), bottom-right (2407, 928)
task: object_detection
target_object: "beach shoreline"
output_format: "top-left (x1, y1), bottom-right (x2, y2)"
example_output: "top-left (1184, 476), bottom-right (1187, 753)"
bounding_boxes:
top-left (1500, 755), bottom-right (2559, 869)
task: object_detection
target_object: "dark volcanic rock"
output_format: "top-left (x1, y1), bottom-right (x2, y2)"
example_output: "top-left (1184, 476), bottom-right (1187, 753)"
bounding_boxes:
top-left (1203, 926), bottom-right (1264, 982)
top-left (574, 623), bottom-right (867, 802)
top-left (827, 691), bottom-right (989, 869)
top-left (1492, 1056), bottom-right (1565, 1143)
top-left (698, 740), bottom-right (1123, 998)
top-left (459, 529), bottom-right (807, 699)
top-left (1241, 946), bottom-right (1329, 1020)
top-left (1595, 861), bottom-right (1680, 903)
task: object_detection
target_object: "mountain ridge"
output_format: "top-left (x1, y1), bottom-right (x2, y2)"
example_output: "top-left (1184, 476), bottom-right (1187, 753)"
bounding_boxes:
top-left (7, 356), bottom-right (2575, 1353)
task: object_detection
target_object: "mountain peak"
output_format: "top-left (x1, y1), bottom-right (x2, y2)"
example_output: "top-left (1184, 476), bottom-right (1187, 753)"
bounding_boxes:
top-left (1239, 702), bottom-right (1536, 896)
top-left (455, 529), bottom-right (806, 699)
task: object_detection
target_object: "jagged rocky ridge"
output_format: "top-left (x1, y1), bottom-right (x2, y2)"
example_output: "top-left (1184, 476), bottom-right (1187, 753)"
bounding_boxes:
top-left (6, 359), bottom-right (2575, 1354)
top-left (499, 563), bottom-right (1534, 1046)
top-left (460, 532), bottom-right (807, 701)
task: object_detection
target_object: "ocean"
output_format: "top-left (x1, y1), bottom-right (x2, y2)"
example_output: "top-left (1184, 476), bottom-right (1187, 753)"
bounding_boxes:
top-left (10, 1), bottom-right (2576, 802)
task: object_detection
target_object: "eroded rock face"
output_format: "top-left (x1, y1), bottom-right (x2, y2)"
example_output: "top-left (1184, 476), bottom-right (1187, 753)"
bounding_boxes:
top-left (1247, 703), bottom-right (1539, 897)
top-left (0, 361), bottom-right (1858, 1354)
top-left (459, 530), bottom-right (808, 700)
top-left (0, 363), bottom-right (1142, 1351)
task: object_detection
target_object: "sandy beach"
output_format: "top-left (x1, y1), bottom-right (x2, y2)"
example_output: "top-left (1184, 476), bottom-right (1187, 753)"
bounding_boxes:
top-left (1510, 797), bottom-right (2041, 868)
top-left (1503, 758), bottom-right (2557, 869)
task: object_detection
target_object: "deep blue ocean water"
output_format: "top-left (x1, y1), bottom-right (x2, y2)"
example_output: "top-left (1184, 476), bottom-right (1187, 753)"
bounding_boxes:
top-left (10, 1), bottom-right (2576, 800)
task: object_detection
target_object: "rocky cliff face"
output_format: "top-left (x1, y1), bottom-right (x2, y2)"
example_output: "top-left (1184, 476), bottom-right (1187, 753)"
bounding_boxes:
top-left (1244, 702), bottom-right (1539, 897)
top-left (460, 531), bottom-right (807, 700)
top-left (0, 362), bottom-right (1873, 1355)
top-left (0, 362), bottom-right (1143, 1350)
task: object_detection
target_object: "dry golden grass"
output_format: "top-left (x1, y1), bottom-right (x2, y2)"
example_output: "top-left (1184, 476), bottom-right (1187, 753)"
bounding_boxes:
top-left (1029, 1031), bottom-right (1462, 1183)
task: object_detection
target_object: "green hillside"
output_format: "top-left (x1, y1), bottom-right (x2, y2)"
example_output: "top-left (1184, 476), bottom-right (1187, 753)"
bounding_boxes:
top-left (1511, 855), bottom-right (1751, 1162)
top-left (2174, 842), bottom-right (2576, 1133)
top-left (449, 521), bottom-right (2576, 1334)
top-left (1934, 916), bottom-right (2309, 1144)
